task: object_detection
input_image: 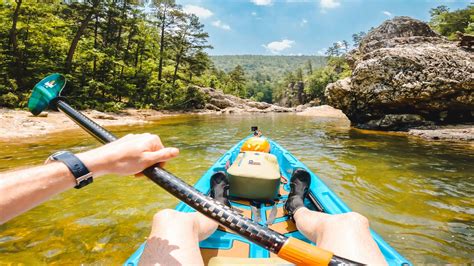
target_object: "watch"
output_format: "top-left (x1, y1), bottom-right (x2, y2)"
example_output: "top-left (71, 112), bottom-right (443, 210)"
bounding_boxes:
top-left (46, 151), bottom-right (93, 189)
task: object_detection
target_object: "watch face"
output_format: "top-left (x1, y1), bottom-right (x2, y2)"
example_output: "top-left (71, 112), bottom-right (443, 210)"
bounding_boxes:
top-left (44, 151), bottom-right (68, 164)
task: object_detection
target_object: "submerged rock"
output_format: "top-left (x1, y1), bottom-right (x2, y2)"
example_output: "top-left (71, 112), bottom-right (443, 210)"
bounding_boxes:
top-left (325, 16), bottom-right (474, 131)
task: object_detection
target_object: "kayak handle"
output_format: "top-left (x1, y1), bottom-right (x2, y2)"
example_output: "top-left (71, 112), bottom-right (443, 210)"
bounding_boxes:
top-left (53, 98), bottom-right (362, 266)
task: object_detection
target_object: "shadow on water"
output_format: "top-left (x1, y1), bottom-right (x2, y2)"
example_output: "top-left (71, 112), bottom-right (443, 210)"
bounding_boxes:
top-left (0, 113), bottom-right (472, 263)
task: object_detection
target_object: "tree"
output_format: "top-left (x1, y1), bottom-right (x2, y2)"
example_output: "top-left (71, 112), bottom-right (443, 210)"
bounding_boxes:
top-left (170, 13), bottom-right (211, 87)
top-left (306, 59), bottom-right (313, 75)
top-left (429, 4), bottom-right (474, 39)
top-left (352, 31), bottom-right (366, 47)
top-left (295, 68), bottom-right (303, 81)
top-left (8, 0), bottom-right (22, 86)
top-left (227, 65), bottom-right (246, 97)
top-left (65, 1), bottom-right (100, 73)
top-left (154, 0), bottom-right (176, 81)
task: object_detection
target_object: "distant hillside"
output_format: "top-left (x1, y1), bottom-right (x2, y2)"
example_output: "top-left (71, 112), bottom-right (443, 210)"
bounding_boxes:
top-left (211, 55), bottom-right (327, 77)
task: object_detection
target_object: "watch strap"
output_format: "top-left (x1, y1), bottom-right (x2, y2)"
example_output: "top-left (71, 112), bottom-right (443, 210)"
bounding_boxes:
top-left (51, 151), bottom-right (93, 189)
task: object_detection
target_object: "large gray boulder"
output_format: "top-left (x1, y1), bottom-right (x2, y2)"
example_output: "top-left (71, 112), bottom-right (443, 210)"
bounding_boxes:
top-left (326, 16), bottom-right (474, 130)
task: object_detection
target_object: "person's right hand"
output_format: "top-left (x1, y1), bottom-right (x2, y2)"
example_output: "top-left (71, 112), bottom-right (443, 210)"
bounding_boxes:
top-left (77, 133), bottom-right (179, 177)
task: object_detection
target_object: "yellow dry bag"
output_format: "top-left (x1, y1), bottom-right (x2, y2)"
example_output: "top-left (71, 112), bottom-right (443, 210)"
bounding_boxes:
top-left (240, 137), bottom-right (271, 153)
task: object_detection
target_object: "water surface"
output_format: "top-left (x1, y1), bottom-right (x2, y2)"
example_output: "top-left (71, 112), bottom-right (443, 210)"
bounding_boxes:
top-left (0, 114), bottom-right (472, 264)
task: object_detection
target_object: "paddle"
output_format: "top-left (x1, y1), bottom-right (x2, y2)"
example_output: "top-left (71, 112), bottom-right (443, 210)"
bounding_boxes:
top-left (28, 73), bottom-right (361, 266)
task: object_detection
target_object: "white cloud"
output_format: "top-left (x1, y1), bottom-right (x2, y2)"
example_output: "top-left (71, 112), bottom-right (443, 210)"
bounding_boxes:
top-left (262, 39), bottom-right (295, 54)
top-left (316, 48), bottom-right (326, 55)
top-left (382, 11), bottom-right (393, 17)
top-left (212, 20), bottom-right (231, 31)
top-left (300, 18), bottom-right (308, 26)
top-left (183, 5), bottom-right (213, 19)
top-left (251, 11), bottom-right (257, 16)
top-left (320, 0), bottom-right (340, 10)
top-left (251, 0), bottom-right (272, 6)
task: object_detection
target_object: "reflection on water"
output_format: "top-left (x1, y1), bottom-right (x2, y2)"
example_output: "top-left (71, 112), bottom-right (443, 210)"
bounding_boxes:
top-left (0, 113), bottom-right (472, 264)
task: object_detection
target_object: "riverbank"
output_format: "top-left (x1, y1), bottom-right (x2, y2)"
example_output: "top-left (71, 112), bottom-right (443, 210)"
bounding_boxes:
top-left (0, 108), bottom-right (173, 140)
top-left (1, 108), bottom-right (472, 143)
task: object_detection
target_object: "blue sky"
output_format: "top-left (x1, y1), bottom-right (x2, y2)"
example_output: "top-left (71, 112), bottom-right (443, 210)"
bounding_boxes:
top-left (177, 0), bottom-right (471, 55)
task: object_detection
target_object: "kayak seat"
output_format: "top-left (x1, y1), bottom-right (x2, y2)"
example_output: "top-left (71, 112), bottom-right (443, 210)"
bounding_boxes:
top-left (209, 257), bottom-right (292, 265)
top-left (227, 151), bottom-right (280, 201)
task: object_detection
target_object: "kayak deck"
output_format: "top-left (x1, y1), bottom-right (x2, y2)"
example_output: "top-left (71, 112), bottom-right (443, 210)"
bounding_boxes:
top-left (199, 176), bottom-right (318, 264)
top-left (125, 137), bottom-right (410, 265)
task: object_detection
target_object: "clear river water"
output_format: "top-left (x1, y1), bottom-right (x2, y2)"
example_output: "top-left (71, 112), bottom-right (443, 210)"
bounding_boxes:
top-left (0, 113), bottom-right (472, 264)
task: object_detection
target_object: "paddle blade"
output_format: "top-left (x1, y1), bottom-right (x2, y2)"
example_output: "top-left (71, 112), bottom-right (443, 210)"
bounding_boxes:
top-left (28, 73), bottom-right (66, 115)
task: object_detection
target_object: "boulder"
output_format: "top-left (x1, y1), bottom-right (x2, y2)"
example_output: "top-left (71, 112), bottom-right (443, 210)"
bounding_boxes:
top-left (296, 105), bottom-right (349, 119)
top-left (325, 16), bottom-right (474, 130)
top-left (198, 87), bottom-right (293, 113)
top-left (89, 110), bottom-right (117, 120)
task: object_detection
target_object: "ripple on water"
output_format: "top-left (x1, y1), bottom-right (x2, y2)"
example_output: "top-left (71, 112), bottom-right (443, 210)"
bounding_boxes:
top-left (0, 114), bottom-right (472, 264)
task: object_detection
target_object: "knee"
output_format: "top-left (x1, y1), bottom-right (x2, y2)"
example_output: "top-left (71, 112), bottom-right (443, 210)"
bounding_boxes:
top-left (339, 212), bottom-right (369, 228)
top-left (153, 209), bottom-right (177, 221)
top-left (152, 209), bottom-right (196, 229)
top-left (153, 209), bottom-right (187, 226)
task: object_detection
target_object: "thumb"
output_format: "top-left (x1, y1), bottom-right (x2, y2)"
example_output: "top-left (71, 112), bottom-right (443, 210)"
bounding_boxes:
top-left (144, 147), bottom-right (179, 164)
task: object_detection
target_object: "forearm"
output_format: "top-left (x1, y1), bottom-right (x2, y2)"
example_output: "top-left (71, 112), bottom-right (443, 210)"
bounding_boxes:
top-left (0, 133), bottom-right (178, 224)
top-left (0, 162), bottom-right (76, 224)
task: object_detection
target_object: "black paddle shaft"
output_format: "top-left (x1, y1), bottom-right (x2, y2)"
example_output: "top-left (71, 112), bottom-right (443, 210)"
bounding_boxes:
top-left (54, 99), bottom-right (288, 253)
top-left (54, 99), bottom-right (361, 265)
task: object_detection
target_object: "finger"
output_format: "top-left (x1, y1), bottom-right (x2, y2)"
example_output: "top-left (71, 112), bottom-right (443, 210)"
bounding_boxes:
top-left (159, 161), bottom-right (167, 168)
top-left (148, 134), bottom-right (164, 151)
top-left (115, 134), bottom-right (135, 143)
top-left (134, 172), bottom-right (145, 178)
top-left (144, 147), bottom-right (179, 164)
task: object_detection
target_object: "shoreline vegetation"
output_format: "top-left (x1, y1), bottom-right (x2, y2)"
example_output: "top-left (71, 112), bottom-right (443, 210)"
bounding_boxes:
top-left (1, 107), bottom-right (472, 143)
top-left (0, 2), bottom-right (472, 142)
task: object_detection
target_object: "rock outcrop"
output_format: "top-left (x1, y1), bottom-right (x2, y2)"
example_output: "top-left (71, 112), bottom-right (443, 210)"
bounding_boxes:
top-left (325, 16), bottom-right (474, 130)
top-left (296, 105), bottom-right (349, 119)
top-left (199, 87), bottom-right (292, 113)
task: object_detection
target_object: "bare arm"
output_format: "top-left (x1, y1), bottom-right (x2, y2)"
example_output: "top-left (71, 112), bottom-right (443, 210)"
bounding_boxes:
top-left (0, 133), bottom-right (179, 224)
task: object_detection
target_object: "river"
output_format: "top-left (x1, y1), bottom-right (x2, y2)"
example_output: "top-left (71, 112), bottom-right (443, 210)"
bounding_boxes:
top-left (0, 113), bottom-right (472, 264)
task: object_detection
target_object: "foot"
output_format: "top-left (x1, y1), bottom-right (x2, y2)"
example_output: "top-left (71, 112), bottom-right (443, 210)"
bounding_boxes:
top-left (210, 171), bottom-right (231, 207)
top-left (285, 169), bottom-right (311, 218)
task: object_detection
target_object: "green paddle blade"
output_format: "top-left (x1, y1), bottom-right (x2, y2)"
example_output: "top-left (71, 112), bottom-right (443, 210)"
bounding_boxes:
top-left (28, 73), bottom-right (66, 115)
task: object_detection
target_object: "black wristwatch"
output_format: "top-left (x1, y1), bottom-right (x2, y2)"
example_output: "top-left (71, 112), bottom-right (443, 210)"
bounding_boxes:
top-left (46, 151), bottom-right (93, 189)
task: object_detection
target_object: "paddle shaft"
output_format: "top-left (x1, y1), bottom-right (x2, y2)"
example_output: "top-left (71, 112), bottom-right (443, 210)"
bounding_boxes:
top-left (54, 98), bottom-right (361, 266)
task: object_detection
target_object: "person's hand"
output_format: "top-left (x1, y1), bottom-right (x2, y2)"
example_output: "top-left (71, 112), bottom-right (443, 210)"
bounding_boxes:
top-left (76, 133), bottom-right (179, 177)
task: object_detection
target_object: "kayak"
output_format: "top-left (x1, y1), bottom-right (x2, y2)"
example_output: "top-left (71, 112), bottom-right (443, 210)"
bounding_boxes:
top-left (124, 134), bottom-right (410, 265)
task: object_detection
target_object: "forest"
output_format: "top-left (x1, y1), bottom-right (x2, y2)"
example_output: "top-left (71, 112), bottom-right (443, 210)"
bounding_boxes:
top-left (0, 1), bottom-right (472, 111)
top-left (0, 0), bottom-right (251, 111)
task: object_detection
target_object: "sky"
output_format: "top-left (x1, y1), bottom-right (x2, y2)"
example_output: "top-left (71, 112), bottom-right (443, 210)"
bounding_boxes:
top-left (175, 0), bottom-right (471, 55)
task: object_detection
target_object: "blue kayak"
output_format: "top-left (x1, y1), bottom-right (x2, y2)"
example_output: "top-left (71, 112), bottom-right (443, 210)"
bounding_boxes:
top-left (125, 135), bottom-right (410, 265)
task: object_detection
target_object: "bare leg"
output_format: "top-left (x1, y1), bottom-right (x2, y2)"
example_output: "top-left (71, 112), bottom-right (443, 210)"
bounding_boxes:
top-left (294, 207), bottom-right (387, 265)
top-left (139, 209), bottom-right (218, 266)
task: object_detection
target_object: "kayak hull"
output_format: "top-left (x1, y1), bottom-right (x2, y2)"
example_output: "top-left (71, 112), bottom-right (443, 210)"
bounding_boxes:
top-left (125, 136), bottom-right (410, 265)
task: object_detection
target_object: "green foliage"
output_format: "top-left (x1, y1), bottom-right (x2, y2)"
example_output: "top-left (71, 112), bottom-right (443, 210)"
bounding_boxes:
top-left (0, 0), bottom-right (211, 111)
top-left (429, 4), bottom-right (474, 39)
top-left (211, 55), bottom-right (326, 78)
top-left (0, 92), bottom-right (19, 108)
top-left (305, 68), bottom-right (338, 101)
top-left (352, 31), bottom-right (366, 47)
